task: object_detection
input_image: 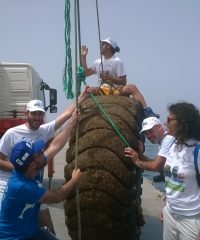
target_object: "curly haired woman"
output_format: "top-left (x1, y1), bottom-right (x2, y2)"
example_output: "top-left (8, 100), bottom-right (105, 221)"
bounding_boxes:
top-left (163, 102), bottom-right (200, 240)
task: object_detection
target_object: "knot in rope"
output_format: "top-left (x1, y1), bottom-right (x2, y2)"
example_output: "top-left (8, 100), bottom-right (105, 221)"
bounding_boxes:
top-left (76, 66), bottom-right (86, 96)
top-left (77, 66), bottom-right (86, 83)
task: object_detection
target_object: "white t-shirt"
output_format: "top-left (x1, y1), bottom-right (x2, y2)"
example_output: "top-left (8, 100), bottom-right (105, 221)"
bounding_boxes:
top-left (158, 134), bottom-right (175, 158)
top-left (164, 139), bottom-right (200, 216)
top-left (0, 121), bottom-right (55, 196)
top-left (91, 55), bottom-right (126, 86)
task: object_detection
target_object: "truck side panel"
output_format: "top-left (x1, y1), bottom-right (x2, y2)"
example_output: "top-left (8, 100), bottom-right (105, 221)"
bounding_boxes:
top-left (0, 64), bottom-right (32, 118)
top-left (0, 63), bottom-right (43, 118)
top-left (0, 63), bottom-right (44, 137)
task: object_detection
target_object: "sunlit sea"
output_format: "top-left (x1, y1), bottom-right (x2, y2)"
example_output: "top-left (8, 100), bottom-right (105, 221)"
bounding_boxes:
top-left (143, 139), bottom-right (165, 193)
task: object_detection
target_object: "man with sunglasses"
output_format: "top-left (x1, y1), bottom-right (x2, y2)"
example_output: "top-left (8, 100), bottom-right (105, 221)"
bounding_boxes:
top-left (124, 117), bottom-right (175, 181)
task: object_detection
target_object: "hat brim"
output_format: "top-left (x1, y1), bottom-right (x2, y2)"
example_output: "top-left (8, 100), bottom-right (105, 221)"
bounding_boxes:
top-left (140, 123), bottom-right (160, 134)
top-left (33, 140), bottom-right (45, 154)
top-left (28, 107), bottom-right (45, 113)
top-left (101, 39), bottom-right (110, 44)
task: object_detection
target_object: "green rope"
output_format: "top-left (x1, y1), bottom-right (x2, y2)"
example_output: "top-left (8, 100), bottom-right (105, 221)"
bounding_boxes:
top-left (77, 66), bottom-right (86, 96)
top-left (90, 94), bottom-right (131, 147)
top-left (82, 80), bottom-right (131, 147)
top-left (77, 0), bottom-right (82, 65)
top-left (63, 0), bottom-right (74, 99)
top-left (63, 0), bottom-right (84, 99)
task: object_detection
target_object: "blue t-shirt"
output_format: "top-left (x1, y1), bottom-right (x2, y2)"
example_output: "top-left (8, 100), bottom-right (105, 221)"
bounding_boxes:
top-left (0, 170), bottom-right (45, 239)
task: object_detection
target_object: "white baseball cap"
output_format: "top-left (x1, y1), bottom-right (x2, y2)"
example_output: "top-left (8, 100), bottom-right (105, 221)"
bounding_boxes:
top-left (140, 117), bottom-right (161, 133)
top-left (101, 37), bottom-right (118, 49)
top-left (26, 99), bottom-right (45, 113)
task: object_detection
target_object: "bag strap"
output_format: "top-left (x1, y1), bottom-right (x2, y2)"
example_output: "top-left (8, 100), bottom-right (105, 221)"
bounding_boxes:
top-left (194, 144), bottom-right (200, 187)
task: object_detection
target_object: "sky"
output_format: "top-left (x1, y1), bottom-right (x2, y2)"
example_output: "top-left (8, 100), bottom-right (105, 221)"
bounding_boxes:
top-left (0, 0), bottom-right (200, 123)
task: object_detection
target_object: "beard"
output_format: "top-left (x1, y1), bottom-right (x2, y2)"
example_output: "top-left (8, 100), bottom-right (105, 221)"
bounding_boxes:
top-left (27, 119), bottom-right (43, 130)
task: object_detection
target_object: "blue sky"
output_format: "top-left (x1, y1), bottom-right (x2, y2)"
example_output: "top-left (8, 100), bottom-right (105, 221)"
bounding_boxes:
top-left (0, 0), bottom-right (200, 123)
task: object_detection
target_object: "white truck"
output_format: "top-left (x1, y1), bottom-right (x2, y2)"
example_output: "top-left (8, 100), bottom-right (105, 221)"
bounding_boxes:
top-left (0, 62), bottom-right (57, 137)
top-left (0, 62), bottom-right (57, 183)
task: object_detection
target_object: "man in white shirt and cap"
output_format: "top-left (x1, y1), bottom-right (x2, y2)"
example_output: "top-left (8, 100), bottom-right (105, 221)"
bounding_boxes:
top-left (125, 117), bottom-right (175, 180)
top-left (81, 37), bottom-right (159, 118)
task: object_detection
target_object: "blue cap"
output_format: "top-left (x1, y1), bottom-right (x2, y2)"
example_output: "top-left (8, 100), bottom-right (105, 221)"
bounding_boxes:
top-left (10, 140), bottom-right (45, 171)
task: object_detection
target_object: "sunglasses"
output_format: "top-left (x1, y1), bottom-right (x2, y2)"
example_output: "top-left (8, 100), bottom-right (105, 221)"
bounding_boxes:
top-left (167, 116), bottom-right (177, 124)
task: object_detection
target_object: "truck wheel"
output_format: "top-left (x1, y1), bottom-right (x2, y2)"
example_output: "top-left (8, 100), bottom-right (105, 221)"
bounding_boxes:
top-left (64, 95), bottom-right (145, 240)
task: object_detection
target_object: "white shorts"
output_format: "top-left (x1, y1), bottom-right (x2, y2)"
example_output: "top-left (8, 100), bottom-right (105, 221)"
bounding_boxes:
top-left (163, 206), bottom-right (200, 240)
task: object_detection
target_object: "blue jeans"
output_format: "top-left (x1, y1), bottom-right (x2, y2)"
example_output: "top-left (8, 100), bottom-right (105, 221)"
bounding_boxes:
top-left (22, 227), bottom-right (58, 240)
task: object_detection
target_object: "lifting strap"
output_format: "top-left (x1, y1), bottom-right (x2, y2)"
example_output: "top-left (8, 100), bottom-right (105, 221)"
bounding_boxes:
top-left (74, 0), bottom-right (81, 239)
top-left (95, 0), bottom-right (104, 73)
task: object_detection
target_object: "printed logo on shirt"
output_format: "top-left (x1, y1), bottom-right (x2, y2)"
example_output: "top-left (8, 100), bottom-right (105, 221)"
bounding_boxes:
top-left (164, 164), bottom-right (185, 192)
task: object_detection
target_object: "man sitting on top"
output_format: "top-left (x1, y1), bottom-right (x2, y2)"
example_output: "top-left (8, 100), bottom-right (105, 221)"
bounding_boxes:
top-left (81, 37), bottom-right (159, 118)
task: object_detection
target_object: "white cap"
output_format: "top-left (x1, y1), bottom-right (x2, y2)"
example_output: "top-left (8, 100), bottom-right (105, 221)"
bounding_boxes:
top-left (101, 37), bottom-right (117, 49)
top-left (26, 99), bottom-right (45, 113)
top-left (140, 117), bottom-right (161, 133)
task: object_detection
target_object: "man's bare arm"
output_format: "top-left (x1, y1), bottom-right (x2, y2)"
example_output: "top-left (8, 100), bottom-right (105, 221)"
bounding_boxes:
top-left (54, 88), bottom-right (88, 130)
top-left (125, 147), bottom-right (165, 171)
top-left (0, 152), bottom-right (14, 172)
